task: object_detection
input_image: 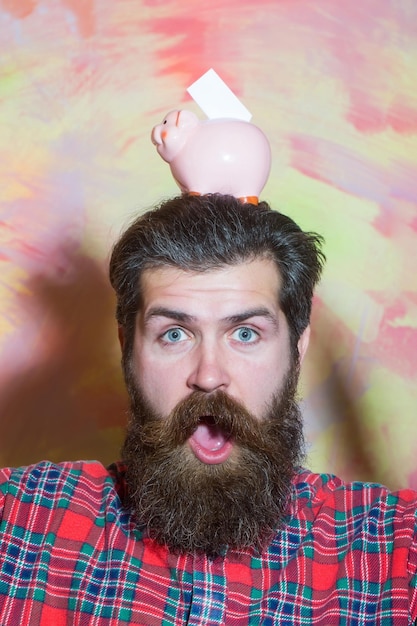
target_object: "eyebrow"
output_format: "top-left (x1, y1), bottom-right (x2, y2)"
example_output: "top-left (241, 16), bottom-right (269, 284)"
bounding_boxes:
top-left (144, 307), bottom-right (197, 325)
top-left (145, 306), bottom-right (279, 329)
top-left (224, 308), bottom-right (279, 329)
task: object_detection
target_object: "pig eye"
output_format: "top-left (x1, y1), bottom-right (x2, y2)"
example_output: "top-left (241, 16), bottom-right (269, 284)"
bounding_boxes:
top-left (163, 120), bottom-right (167, 124)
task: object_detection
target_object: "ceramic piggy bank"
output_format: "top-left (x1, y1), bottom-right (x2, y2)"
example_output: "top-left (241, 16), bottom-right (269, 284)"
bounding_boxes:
top-left (151, 110), bottom-right (271, 203)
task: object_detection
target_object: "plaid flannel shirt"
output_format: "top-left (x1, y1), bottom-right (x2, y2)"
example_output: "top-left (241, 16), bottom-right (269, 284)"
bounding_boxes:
top-left (0, 460), bottom-right (416, 625)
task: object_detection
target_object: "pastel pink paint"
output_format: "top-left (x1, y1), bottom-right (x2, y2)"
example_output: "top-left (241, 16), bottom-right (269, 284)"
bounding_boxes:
top-left (388, 105), bottom-right (417, 134)
top-left (0, 0), bottom-right (37, 18)
top-left (146, 16), bottom-right (213, 86)
top-left (371, 205), bottom-right (396, 238)
top-left (347, 100), bottom-right (387, 134)
top-left (348, 102), bottom-right (417, 135)
top-left (410, 216), bottom-right (417, 233)
top-left (1, 0), bottom-right (95, 37)
top-left (62, 0), bottom-right (95, 37)
top-left (368, 296), bottom-right (417, 379)
top-left (143, 12), bottom-right (246, 96)
top-left (289, 135), bottom-right (329, 185)
top-left (408, 469), bottom-right (417, 491)
top-left (289, 134), bottom-right (387, 203)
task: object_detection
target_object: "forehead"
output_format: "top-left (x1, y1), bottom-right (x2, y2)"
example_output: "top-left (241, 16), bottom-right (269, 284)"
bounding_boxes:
top-left (139, 259), bottom-right (282, 312)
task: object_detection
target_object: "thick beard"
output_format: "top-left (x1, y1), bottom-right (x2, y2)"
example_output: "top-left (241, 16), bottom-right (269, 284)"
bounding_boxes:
top-left (121, 362), bottom-right (304, 557)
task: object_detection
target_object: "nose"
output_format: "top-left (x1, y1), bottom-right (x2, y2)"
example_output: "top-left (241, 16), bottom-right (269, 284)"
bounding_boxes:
top-left (186, 342), bottom-right (231, 393)
top-left (151, 126), bottom-right (162, 146)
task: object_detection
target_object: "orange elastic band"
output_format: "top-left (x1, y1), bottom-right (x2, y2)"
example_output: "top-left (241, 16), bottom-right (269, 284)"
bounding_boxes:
top-left (239, 196), bottom-right (258, 205)
top-left (186, 192), bottom-right (259, 205)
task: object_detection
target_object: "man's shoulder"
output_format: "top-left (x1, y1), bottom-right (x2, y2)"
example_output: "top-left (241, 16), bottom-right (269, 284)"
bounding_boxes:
top-left (0, 460), bottom-right (118, 508)
top-left (292, 467), bottom-right (417, 521)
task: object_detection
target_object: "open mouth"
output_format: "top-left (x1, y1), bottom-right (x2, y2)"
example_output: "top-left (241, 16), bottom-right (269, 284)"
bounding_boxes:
top-left (188, 416), bottom-right (234, 465)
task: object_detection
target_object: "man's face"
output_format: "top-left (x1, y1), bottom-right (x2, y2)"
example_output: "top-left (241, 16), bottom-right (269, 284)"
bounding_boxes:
top-left (121, 258), bottom-right (310, 554)
top-left (130, 258), bottom-right (309, 457)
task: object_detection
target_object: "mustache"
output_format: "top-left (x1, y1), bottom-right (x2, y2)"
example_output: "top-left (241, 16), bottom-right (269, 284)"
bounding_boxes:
top-left (136, 387), bottom-right (297, 461)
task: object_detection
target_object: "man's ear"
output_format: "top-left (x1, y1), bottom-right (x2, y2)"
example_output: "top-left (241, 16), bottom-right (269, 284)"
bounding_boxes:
top-left (118, 325), bottom-right (125, 350)
top-left (297, 325), bottom-right (310, 364)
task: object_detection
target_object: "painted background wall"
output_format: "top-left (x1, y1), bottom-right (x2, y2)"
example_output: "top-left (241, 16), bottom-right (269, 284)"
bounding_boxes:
top-left (1, 0), bottom-right (416, 489)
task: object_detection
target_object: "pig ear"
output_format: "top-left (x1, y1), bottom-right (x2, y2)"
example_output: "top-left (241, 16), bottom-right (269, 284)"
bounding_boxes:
top-left (176, 110), bottom-right (199, 129)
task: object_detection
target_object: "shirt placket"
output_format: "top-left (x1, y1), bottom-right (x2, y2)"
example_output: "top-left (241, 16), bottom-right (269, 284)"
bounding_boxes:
top-left (187, 554), bottom-right (227, 625)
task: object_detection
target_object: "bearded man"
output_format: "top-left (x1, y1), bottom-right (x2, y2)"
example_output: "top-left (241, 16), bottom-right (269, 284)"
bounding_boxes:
top-left (112, 194), bottom-right (320, 558)
top-left (0, 194), bottom-right (416, 625)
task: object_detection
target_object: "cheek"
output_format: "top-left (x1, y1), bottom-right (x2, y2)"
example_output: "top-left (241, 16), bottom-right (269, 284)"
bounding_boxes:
top-left (135, 356), bottom-right (189, 414)
top-left (236, 352), bottom-right (289, 409)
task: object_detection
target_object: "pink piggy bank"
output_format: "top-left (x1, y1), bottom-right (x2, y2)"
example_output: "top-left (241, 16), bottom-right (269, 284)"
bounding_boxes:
top-left (151, 110), bottom-right (271, 203)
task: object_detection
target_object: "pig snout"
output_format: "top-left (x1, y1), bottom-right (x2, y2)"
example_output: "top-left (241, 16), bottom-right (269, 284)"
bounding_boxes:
top-left (151, 125), bottom-right (163, 146)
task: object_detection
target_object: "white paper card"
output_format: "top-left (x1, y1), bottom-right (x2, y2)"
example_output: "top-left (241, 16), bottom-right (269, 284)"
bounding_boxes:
top-left (187, 69), bottom-right (252, 121)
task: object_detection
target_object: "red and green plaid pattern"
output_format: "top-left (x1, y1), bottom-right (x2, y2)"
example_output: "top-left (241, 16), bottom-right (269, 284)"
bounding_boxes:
top-left (0, 461), bottom-right (416, 624)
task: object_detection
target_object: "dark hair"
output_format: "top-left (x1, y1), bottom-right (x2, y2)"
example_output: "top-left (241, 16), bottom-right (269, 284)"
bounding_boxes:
top-left (109, 194), bottom-right (325, 355)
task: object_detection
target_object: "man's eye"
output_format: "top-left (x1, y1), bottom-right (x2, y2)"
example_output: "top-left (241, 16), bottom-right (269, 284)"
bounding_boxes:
top-left (232, 327), bottom-right (259, 343)
top-left (162, 328), bottom-right (187, 343)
